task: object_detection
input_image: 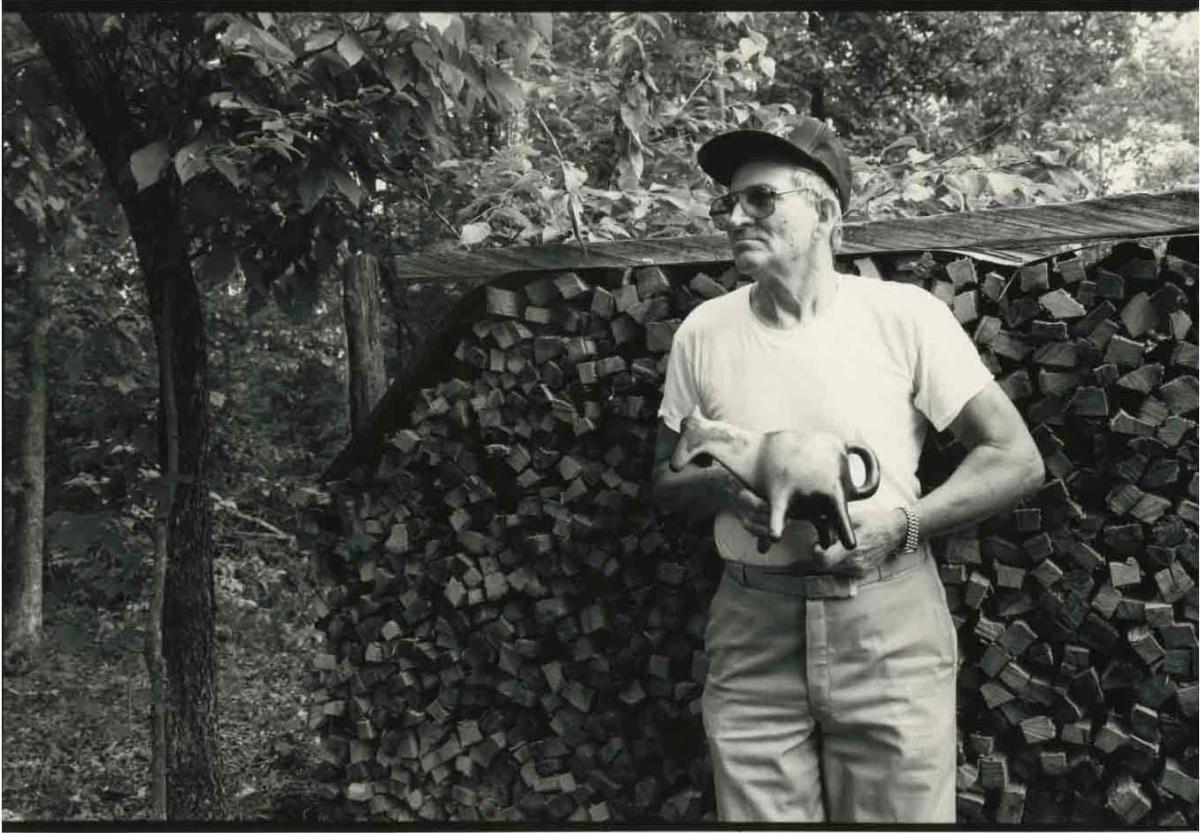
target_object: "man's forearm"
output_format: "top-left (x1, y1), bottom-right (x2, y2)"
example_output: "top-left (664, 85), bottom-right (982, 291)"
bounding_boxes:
top-left (652, 461), bottom-right (739, 519)
top-left (915, 441), bottom-right (1044, 541)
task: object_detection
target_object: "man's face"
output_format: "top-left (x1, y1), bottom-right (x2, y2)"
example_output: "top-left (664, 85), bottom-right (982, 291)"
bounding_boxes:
top-left (724, 159), bottom-right (821, 280)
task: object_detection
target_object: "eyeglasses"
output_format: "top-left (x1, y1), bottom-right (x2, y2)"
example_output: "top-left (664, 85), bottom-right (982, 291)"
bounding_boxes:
top-left (708, 185), bottom-right (818, 228)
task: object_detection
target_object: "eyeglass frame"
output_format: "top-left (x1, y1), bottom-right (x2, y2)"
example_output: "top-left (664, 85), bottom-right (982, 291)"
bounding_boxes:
top-left (708, 184), bottom-right (828, 228)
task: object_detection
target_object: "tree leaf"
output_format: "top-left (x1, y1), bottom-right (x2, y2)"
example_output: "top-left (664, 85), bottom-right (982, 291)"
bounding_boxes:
top-left (443, 16), bottom-right (467, 49)
top-left (174, 141), bottom-right (210, 185)
top-left (617, 147), bottom-right (644, 189)
top-left (103, 374), bottom-right (139, 395)
top-left (738, 37), bottom-right (761, 61)
top-left (758, 55), bottom-right (776, 79)
top-left (485, 67), bottom-right (522, 112)
top-left (331, 169), bottom-right (364, 209)
top-left (439, 62), bottom-right (466, 96)
top-left (619, 104), bottom-right (643, 138)
top-left (880, 135), bottom-right (918, 162)
top-left (384, 57), bottom-right (412, 93)
top-left (411, 40), bottom-right (436, 68)
top-left (419, 12), bottom-right (455, 35)
top-left (901, 181), bottom-right (934, 203)
top-left (12, 187), bottom-right (45, 227)
top-left (384, 13), bottom-right (413, 32)
top-left (211, 157), bottom-right (246, 189)
top-left (490, 206), bottom-right (532, 229)
top-left (984, 171), bottom-right (1026, 201)
top-left (459, 222), bottom-right (491, 246)
top-left (906, 148), bottom-right (935, 165)
top-left (336, 33), bottom-right (365, 68)
top-left (303, 29), bottom-right (340, 53)
top-left (220, 19), bottom-right (296, 64)
top-left (1044, 165), bottom-right (1092, 196)
top-left (946, 170), bottom-right (987, 198)
top-left (130, 141), bottom-right (170, 192)
top-left (298, 168), bottom-right (330, 212)
top-left (562, 161), bottom-right (587, 192)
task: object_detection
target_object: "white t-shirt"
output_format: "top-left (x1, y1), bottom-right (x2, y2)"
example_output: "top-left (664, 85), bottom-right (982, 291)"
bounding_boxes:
top-left (658, 275), bottom-right (993, 564)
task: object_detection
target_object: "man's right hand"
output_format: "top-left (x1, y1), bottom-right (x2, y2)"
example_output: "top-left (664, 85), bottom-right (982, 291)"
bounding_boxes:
top-left (654, 420), bottom-right (774, 539)
top-left (726, 483), bottom-right (773, 541)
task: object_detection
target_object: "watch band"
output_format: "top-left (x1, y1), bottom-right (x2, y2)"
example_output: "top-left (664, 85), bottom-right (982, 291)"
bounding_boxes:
top-left (898, 506), bottom-right (920, 554)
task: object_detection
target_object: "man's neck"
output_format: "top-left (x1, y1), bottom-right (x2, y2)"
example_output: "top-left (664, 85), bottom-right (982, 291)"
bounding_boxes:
top-left (750, 261), bottom-right (841, 330)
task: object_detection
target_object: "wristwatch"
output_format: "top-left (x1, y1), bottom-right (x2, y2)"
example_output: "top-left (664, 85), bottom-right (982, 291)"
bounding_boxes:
top-left (897, 506), bottom-right (920, 554)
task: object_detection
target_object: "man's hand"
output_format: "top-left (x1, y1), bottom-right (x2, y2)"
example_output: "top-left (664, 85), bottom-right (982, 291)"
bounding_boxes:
top-left (728, 485), bottom-right (773, 542)
top-left (812, 505), bottom-right (907, 576)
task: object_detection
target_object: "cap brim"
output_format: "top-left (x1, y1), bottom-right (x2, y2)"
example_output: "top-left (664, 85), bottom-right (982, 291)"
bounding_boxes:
top-left (698, 130), bottom-right (812, 187)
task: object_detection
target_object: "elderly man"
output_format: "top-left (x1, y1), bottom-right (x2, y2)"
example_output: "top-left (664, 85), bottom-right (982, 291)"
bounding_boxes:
top-left (651, 118), bottom-right (1044, 822)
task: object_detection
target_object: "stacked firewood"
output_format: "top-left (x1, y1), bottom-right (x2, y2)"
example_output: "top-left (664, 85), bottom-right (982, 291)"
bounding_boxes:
top-left (312, 236), bottom-right (1197, 825)
top-left (927, 238), bottom-right (1199, 826)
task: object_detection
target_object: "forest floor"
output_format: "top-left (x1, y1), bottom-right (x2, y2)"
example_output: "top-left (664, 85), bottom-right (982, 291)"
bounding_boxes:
top-left (2, 595), bottom-right (342, 823)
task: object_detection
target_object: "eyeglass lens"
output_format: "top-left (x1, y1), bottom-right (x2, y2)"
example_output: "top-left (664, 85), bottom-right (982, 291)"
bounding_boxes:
top-left (709, 186), bottom-right (777, 227)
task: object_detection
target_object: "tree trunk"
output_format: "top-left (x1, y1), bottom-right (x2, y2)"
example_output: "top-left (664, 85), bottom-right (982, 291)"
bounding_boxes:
top-left (4, 233), bottom-right (49, 655)
top-left (145, 276), bottom-right (176, 818)
top-left (23, 12), bottom-right (223, 819)
top-left (342, 253), bottom-right (388, 437)
top-left (134, 196), bottom-right (222, 822)
top-left (147, 518), bottom-right (168, 817)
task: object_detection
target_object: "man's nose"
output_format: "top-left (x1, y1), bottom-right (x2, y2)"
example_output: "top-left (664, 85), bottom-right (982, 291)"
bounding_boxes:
top-left (725, 196), bottom-right (753, 229)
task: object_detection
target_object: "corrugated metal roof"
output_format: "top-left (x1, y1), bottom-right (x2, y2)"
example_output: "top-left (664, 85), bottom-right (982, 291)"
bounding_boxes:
top-left (389, 188), bottom-right (1198, 281)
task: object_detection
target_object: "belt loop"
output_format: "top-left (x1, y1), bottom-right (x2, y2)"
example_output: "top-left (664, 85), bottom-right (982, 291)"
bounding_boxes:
top-left (728, 562), bottom-right (746, 587)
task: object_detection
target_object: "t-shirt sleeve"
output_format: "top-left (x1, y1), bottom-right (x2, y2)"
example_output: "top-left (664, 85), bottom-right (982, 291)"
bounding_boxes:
top-left (657, 321), bottom-right (701, 432)
top-left (911, 290), bottom-right (994, 432)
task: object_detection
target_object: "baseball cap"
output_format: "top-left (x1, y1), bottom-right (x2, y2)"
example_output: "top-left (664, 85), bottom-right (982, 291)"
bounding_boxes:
top-left (698, 117), bottom-right (852, 212)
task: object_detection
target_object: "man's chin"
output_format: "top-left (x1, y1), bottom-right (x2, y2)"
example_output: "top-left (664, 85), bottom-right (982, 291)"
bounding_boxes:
top-left (732, 252), bottom-right (765, 274)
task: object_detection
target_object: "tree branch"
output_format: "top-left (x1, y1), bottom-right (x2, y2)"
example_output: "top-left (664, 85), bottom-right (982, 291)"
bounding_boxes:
top-left (858, 94), bottom-right (1054, 213)
top-left (677, 62), bottom-right (715, 118)
top-left (210, 491), bottom-right (295, 544)
top-left (532, 108), bottom-right (588, 254)
top-left (931, 97), bottom-right (1046, 168)
top-left (415, 176), bottom-right (460, 238)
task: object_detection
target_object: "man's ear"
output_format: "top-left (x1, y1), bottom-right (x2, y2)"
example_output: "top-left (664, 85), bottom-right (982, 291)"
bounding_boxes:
top-left (829, 214), bottom-right (843, 252)
top-left (812, 196), bottom-right (841, 247)
top-left (815, 196), bottom-right (839, 226)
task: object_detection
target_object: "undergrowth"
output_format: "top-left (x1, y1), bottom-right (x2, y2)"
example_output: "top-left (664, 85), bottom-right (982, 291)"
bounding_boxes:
top-left (2, 537), bottom-right (341, 823)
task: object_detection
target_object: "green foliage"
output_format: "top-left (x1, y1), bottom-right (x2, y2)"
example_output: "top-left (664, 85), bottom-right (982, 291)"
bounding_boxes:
top-left (402, 10), bottom-right (1192, 250)
top-left (1062, 13), bottom-right (1198, 192)
top-left (89, 11), bottom-right (546, 316)
top-left (39, 10), bottom-right (1186, 306)
top-left (46, 510), bottom-right (143, 608)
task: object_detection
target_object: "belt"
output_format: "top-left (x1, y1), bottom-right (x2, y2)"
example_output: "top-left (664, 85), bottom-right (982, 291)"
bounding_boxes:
top-left (724, 547), bottom-right (928, 599)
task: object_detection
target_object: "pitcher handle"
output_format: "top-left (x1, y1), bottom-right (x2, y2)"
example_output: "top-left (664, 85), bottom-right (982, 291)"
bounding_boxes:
top-left (844, 443), bottom-right (881, 501)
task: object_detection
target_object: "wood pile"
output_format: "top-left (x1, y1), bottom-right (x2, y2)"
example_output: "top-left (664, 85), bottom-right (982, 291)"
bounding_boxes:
top-left (312, 235), bottom-right (1197, 825)
top-left (931, 237), bottom-right (1199, 827)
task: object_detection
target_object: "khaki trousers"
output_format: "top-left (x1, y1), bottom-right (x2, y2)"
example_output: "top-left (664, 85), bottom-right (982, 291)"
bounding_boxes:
top-left (701, 550), bottom-right (957, 823)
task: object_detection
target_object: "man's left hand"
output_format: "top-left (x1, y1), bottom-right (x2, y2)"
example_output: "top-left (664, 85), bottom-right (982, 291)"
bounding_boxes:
top-left (812, 505), bottom-right (908, 576)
